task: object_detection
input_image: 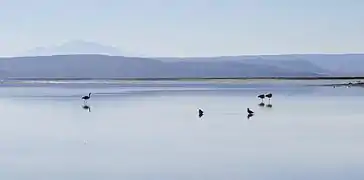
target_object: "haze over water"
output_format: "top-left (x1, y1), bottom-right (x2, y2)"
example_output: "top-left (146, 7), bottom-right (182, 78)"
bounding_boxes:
top-left (1, 80), bottom-right (364, 180)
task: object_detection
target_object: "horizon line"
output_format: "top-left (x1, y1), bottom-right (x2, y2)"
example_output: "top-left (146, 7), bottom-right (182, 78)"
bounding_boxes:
top-left (1, 52), bottom-right (363, 59)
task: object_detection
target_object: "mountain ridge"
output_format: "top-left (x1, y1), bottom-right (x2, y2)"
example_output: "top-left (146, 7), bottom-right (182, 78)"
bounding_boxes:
top-left (0, 54), bottom-right (328, 79)
top-left (21, 40), bottom-right (144, 57)
top-left (2, 41), bottom-right (364, 79)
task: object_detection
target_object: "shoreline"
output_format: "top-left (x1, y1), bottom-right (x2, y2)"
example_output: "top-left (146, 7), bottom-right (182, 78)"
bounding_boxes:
top-left (1, 77), bottom-right (363, 88)
top-left (4, 76), bottom-right (364, 81)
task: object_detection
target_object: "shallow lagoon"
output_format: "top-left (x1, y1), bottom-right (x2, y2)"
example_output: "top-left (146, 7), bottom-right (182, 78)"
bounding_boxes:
top-left (1, 80), bottom-right (364, 180)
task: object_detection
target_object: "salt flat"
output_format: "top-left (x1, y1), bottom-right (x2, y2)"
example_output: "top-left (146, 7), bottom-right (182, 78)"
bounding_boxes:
top-left (0, 80), bottom-right (364, 180)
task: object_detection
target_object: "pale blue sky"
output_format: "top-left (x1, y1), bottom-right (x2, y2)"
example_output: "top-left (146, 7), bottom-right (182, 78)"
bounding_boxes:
top-left (0, 0), bottom-right (363, 57)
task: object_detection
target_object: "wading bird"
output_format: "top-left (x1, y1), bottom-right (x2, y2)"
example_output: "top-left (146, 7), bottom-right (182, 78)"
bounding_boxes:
top-left (258, 94), bottom-right (265, 103)
top-left (198, 109), bottom-right (204, 118)
top-left (247, 108), bottom-right (254, 114)
top-left (265, 93), bottom-right (272, 103)
top-left (82, 93), bottom-right (92, 102)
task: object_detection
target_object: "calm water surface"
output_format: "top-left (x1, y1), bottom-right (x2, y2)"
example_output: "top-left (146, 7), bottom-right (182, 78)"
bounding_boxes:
top-left (1, 80), bottom-right (364, 180)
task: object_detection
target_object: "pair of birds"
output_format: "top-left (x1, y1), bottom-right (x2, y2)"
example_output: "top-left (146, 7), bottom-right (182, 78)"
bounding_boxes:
top-left (257, 93), bottom-right (273, 103)
top-left (247, 93), bottom-right (273, 115)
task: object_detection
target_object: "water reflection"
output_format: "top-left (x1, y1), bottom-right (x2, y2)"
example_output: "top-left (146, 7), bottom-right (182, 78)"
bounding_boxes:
top-left (247, 113), bottom-right (254, 120)
top-left (81, 104), bottom-right (91, 112)
top-left (258, 102), bottom-right (273, 108)
top-left (2, 83), bottom-right (364, 180)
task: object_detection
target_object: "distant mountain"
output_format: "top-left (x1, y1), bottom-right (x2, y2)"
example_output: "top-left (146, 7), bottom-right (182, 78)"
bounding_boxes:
top-left (156, 54), bottom-right (364, 76)
top-left (21, 40), bottom-right (143, 57)
top-left (157, 55), bottom-right (328, 74)
top-left (20, 40), bottom-right (364, 77)
top-left (293, 54), bottom-right (364, 76)
top-left (0, 54), bottom-right (326, 79)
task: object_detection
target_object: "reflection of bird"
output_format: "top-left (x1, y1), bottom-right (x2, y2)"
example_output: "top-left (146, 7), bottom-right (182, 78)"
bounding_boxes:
top-left (82, 105), bottom-right (91, 112)
top-left (266, 104), bottom-right (273, 108)
top-left (82, 93), bottom-right (92, 102)
top-left (258, 94), bottom-right (265, 103)
top-left (265, 93), bottom-right (272, 103)
top-left (247, 113), bottom-right (254, 119)
top-left (198, 109), bottom-right (204, 118)
top-left (247, 108), bottom-right (254, 114)
top-left (258, 102), bottom-right (265, 107)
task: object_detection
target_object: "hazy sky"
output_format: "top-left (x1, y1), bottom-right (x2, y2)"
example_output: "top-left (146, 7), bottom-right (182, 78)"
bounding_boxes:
top-left (0, 0), bottom-right (363, 57)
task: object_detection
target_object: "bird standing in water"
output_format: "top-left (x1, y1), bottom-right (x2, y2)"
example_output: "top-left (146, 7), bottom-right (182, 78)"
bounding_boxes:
top-left (198, 109), bottom-right (204, 118)
top-left (82, 93), bottom-right (92, 103)
top-left (265, 93), bottom-right (272, 103)
top-left (247, 108), bottom-right (254, 114)
top-left (258, 94), bottom-right (265, 103)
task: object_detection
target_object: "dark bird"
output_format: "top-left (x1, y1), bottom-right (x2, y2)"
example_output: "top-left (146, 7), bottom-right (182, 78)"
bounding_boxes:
top-left (198, 109), bottom-right (204, 118)
top-left (247, 108), bottom-right (254, 114)
top-left (82, 93), bottom-right (92, 102)
top-left (265, 93), bottom-right (272, 103)
top-left (265, 93), bottom-right (272, 99)
top-left (257, 94), bottom-right (265, 103)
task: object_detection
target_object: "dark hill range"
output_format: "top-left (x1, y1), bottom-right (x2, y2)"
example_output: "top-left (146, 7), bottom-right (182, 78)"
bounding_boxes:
top-left (0, 54), bottom-right (330, 79)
